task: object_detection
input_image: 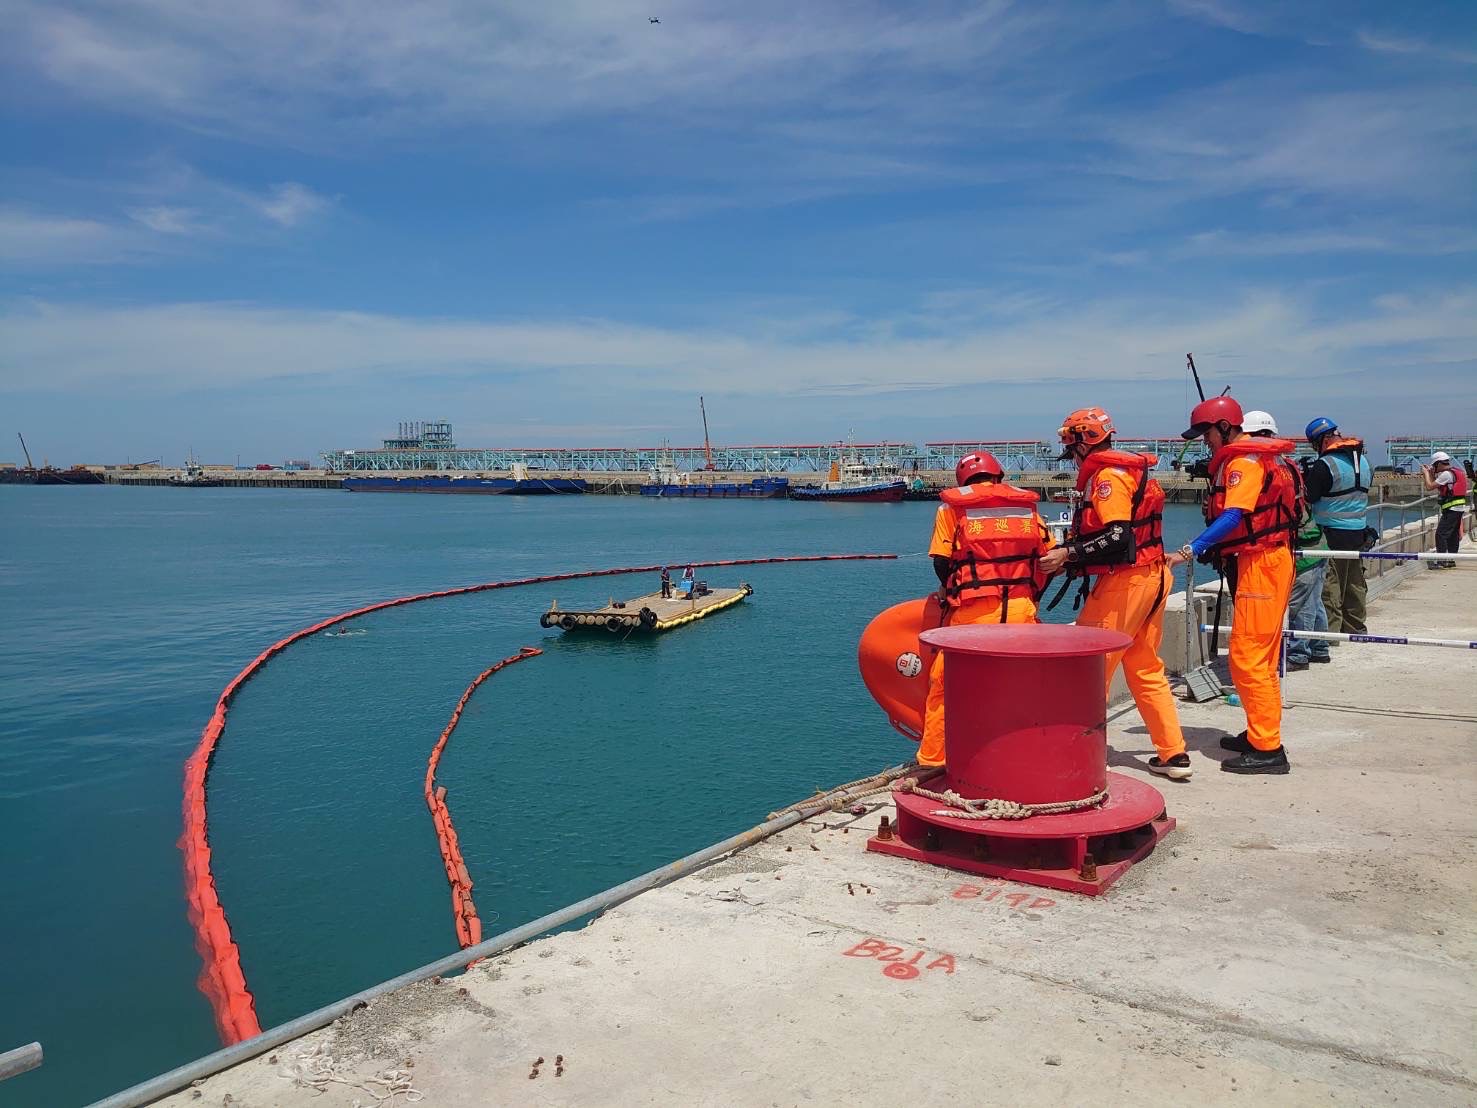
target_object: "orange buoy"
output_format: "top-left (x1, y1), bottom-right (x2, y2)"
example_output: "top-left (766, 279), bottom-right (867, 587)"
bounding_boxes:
top-left (856, 595), bottom-right (945, 740)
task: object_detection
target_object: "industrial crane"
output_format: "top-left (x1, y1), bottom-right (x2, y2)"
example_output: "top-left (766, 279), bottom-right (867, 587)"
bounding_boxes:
top-left (700, 397), bottom-right (715, 470)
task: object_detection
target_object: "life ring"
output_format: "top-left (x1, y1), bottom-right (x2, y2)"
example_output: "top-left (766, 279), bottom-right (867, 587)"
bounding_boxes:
top-left (559, 614), bottom-right (577, 630)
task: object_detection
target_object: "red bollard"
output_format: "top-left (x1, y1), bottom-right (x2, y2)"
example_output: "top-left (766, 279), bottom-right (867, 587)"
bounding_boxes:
top-left (933, 624), bottom-right (1118, 805)
top-left (866, 623), bottom-right (1176, 896)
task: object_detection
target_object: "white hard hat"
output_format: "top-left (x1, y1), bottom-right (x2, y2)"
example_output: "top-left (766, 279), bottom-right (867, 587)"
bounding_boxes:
top-left (1242, 410), bottom-right (1278, 435)
top-left (1431, 451), bottom-right (1451, 463)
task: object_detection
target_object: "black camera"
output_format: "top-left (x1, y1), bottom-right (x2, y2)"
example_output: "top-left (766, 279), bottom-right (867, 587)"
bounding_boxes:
top-left (1185, 458), bottom-right (1211, 480)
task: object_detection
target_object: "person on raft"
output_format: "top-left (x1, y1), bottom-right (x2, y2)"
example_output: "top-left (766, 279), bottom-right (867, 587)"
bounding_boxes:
top-left (660, 566), bottom-right (672, 598)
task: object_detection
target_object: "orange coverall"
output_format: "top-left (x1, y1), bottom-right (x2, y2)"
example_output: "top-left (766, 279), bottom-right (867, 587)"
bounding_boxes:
top-left (1220, 456), bottom-right (1295, 752)
top-left (918, 503), bottom-right (1051, 767)
top-left (1073, 468), bottom-right (1186, 763)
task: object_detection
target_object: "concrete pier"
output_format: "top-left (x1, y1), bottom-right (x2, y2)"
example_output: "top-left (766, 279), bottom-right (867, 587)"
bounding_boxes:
top-left (153, 561), bottom-right (1476, 1107)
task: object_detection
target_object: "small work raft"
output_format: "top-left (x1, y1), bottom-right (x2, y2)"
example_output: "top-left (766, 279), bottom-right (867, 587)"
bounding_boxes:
top-left (540, 583), bottom-right (753, 633)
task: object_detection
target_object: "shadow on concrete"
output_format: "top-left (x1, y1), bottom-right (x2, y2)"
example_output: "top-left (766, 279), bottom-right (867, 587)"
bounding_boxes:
top-left (1111, 725), bottom-right (1233, 769)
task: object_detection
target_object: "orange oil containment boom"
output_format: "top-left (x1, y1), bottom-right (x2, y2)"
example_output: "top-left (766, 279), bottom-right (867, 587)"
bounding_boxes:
top-left (180, 553), bottom-right (896, 1044)
top-left (425, 647), bottom-right (543, 951)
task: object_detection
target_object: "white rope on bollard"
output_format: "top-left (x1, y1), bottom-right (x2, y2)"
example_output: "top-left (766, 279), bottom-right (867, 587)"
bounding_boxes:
top-left (1202, 625), bottom-right (1477, 651)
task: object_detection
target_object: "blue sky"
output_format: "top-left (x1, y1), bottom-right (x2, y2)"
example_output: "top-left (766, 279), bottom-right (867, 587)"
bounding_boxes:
top-left (2, 0), bottom-right (1474, 465)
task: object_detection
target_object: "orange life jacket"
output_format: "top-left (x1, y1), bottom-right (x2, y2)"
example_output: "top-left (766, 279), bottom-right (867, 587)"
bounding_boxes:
top-left (1446, 466), bottom-right (1470, 500)
top-left (1317, 434), bottom-right (1366, 459)
top-left (1204, 437), bottom-right (1304, 557)
top-left (1071, 450), bottom-right (1165, 575)
top-left (938, 482), bottom-right (1047, 615)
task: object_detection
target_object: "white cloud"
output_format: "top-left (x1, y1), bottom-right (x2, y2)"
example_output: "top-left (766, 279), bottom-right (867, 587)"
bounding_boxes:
top-left (1178, 227), bottom-right (1477, 258)
top-left (0, 207), bottom-right (137, 264)
top-left (1356, 29), bottom-right (1477, 65)
top-left (126, 205), bottom-right (201, 234)
top-left (1096, 80), bottom-right (1475, 201)
top-left (247, 183), bottom-right (332, 228)
top-left (1166, 0), bottom-right (1265, 35)
top-left (0, 173), bottom-right (332, 269)
top-left (9, 1), bottom-right (1051, 138)
top-left (3, 289), bottom-right (1473, 403)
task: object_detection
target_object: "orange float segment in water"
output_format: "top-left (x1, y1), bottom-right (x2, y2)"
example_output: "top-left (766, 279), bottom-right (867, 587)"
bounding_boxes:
top-left (857, 596), bottom-right (946, 741)
top-left (424, 646), bottom-right (545, 952)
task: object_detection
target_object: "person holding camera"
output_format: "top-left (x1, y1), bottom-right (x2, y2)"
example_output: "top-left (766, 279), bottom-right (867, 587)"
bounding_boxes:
top-left (1422, 452), bottom-right (1469, 568)
top-left (1302, 418), bottom-right (1373, 636)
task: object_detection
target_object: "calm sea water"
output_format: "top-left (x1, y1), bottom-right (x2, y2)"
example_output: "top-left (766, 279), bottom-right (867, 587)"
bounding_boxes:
top-left (0, 486), bottom-right (1207, 1106)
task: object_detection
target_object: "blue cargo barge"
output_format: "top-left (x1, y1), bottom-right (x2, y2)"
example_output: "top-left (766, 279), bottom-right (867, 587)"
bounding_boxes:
top-left (638, 476), bottom-right (789, 498)
top-left (343, 475), bottom-right (587, 494)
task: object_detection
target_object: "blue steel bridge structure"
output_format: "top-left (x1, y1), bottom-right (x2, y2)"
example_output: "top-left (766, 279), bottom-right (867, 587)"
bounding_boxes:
top-left (326, 435), bottom-right (1214, 474)
top-left (1385, 437), bottom-right (1477, 471)
top-left (322, 424), bottom-right (1473, 475)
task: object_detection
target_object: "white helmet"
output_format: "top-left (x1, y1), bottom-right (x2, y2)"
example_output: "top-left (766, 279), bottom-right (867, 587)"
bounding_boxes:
top-left (1242, 410), bottom-right (1278, 435)
top-left (1431, 451), bottom-right (1451, 464)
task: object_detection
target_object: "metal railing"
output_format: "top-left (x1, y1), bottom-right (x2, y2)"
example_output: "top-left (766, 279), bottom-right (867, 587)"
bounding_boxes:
top-left (0, 1042), bottom-right (42, 1083)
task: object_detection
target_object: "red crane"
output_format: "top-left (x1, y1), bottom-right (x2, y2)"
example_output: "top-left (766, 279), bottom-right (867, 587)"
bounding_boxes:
top-left (700, 396), bottom-right (715, 470)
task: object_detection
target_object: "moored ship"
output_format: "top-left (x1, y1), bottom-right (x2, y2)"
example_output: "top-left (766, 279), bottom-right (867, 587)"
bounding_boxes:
top-left (2, 434), bottom-right (104, 485)
top-left (789, 452), bottom-right (906, 502)
top-left (169, 455), bottom-right (225, 488)
top-left (639, 475), bottom-right (790, 498)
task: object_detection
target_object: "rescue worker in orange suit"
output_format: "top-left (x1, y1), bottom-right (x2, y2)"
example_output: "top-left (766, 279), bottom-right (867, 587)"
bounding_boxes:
top-left (919, 451), bottom-right (1053, 767)
top-left (1167, 396), bottom-right (1300, 774)
top-left (1039, 408), bottom-right (1190, 780)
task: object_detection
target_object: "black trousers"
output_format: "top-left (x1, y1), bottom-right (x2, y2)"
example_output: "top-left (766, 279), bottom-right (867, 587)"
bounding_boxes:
top-left (1435, 509), bottom-right (1465, 555)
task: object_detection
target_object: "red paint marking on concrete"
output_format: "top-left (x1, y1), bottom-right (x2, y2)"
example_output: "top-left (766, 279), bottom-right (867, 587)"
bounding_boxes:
top-left (841, 938), bottom-right (958, 979)
top-left (951, 882), bottom-right (1056, 911)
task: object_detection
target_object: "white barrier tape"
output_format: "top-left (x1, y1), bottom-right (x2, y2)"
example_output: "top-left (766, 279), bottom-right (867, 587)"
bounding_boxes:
top-left (1179, 550), bottom-right (1470, 570)
top-left (1202, 625), bottom-right (1477, 651)
top-left (1293, 549), bottom-right (1475, 562)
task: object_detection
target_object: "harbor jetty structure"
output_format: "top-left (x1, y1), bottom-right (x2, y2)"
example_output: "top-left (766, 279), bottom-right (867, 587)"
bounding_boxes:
top-left (81, 422), bottom-right (1473, 497)
top-left (540, 583), bottom-right (753, 633)
top-left (69, 511), bottom-right (1476, 1108)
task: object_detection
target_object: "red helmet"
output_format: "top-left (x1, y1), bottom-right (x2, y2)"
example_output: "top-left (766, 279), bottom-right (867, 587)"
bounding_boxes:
top-left (955, 451), bottom-right (1004, 485)
top-left (1181, 395), bottom-right (1244, 439)
top-left (1057, 407), bottom-right (1115, 451)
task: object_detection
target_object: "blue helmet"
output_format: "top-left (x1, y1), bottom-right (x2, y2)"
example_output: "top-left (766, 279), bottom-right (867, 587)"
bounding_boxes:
top-left (1305, 416), bottom-right (1337, 443)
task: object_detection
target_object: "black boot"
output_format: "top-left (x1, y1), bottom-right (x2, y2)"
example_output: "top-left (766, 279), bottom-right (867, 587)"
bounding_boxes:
top-left (1219, 731), bottom-right (1293, 757)
top-left (1221, 746), bottom-right (1290, 774)
top-left (1219, 731), bottom-right (1251, 753)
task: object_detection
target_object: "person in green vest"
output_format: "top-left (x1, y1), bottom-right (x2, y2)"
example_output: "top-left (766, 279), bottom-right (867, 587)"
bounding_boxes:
top-left (1286, 509), bottom-right (1331, 669)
